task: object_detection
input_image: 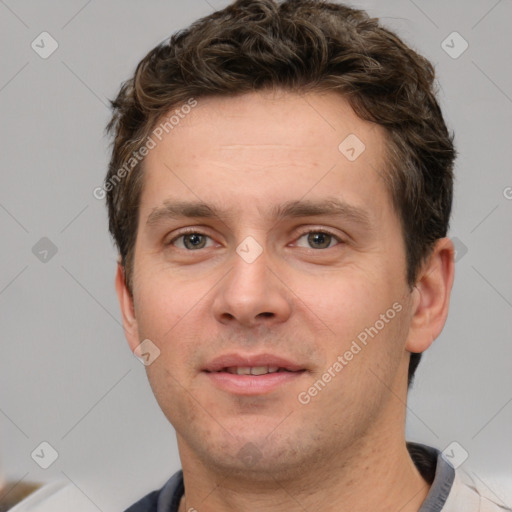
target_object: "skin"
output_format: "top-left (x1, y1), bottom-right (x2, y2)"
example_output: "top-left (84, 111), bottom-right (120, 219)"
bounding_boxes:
top-left (116, 89), bottom-right (455, 512)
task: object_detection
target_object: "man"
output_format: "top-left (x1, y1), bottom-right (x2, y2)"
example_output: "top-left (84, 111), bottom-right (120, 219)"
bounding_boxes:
top-left (105, 1), bottom-right (510, 510)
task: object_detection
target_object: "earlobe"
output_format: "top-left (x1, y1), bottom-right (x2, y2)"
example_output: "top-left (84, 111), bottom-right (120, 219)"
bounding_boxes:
top-left (405, 237), bottom-right (455, 354)
top-left (115, 263), bottom-right (140, 352)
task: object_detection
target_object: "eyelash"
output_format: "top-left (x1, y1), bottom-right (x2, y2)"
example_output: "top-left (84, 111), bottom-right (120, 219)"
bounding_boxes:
top-left (167, 228), bottom-right (343, 249)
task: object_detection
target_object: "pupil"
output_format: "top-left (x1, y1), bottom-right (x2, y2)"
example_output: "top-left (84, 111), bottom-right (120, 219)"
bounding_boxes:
top-left (308, 232), bottom-right (330, 249)
top-left (185, 234), bottom-right (205, 249)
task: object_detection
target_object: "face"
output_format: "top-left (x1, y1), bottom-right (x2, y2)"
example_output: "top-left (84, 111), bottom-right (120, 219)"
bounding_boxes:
top-left (119, 90), bottom-right (422, 479)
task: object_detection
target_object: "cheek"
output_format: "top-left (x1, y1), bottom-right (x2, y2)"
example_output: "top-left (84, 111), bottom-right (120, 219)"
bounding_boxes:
top-left (132, 277), bottom-right (205, 394)
top-left (133, 264), bottom-right (201, 337)
top-left (290, 266), bottom-right (393, 335)
top-left (295, 268), bottom-right (409, 384)
top-left (145, 363), bottom-right (199, 431)
top-left (300, 303), bottom-right (409, 424)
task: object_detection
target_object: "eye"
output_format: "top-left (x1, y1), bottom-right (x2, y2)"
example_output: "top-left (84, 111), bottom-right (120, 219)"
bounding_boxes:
top-left (295, 231), bottom-right (340, 249)
top-left (171, 232), bottom-right (214, 250)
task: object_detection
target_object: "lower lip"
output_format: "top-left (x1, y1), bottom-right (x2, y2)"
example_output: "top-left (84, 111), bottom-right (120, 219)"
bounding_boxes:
top-left (203, 370), bottom-right (305, 395)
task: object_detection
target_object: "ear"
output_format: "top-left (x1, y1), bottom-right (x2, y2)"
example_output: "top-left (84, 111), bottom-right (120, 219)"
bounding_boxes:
top-left (405, 237), bottom-right (455, 354)
top-left (115, 263), bottom-right (140, 352)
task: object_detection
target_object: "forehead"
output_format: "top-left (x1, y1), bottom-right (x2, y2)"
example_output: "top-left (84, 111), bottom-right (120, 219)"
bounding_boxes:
top-left (140, 90), bottom-right (392, 221)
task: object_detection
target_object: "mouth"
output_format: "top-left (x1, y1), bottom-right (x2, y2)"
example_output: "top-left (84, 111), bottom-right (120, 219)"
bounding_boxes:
top-left (208, 366), bottom-right (300, 375)
top-left (202, 354), bottom-right (307, 395)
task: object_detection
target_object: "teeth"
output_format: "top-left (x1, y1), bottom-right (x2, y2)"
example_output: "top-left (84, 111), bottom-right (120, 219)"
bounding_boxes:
top-left (224, 366), bottom-right (283, 375)
top-left (250, 366), bottom-right (269, 376)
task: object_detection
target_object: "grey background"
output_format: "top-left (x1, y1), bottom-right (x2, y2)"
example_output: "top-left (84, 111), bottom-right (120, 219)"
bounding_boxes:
top-left (0, 0), bottom-right (511, 510)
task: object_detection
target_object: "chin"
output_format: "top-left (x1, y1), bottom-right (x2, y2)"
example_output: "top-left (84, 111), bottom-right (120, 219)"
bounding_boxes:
top-left (207, 449), bottom-right (307, 482)
top-left (188, 428), bottom-right (319, 482)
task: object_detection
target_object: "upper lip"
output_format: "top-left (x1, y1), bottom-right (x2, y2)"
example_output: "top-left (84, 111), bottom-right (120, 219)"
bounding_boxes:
top-left (202, 353), bottom-right (305, 372)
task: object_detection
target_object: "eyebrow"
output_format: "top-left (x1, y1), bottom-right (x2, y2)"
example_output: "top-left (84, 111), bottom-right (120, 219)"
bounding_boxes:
top-left (146, 198), bottom-right (372, 228)
top-left (147, 201), bottom-right (218, 226)
top-left (274, 199), bottom-right (371, 227)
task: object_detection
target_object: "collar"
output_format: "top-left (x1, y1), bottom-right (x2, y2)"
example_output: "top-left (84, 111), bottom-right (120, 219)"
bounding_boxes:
top-left (156, 442), bottom-right (455, 512)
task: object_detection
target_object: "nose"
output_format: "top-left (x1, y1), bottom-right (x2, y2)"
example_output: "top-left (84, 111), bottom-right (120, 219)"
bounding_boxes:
top-left (212, 244), bottom-right (292, 328)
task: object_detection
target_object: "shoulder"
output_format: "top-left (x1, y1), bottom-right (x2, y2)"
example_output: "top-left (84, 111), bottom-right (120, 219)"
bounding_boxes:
top-left (407, 442), bottom-right (511, 512)
top-left (123, 471), bottom-right (184, 512)
top-left (124, 490), bottom-right (160, 512)
top-left (443, 470), bottom-right (512, 512)
top-left (8, 481), bottom-right (101, 512)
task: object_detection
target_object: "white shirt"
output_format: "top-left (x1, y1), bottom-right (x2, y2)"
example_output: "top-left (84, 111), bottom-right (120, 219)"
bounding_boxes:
top-left (442, 471), bottom-right (511, 512)
top-left (8, 481), bottom-right (100, 512)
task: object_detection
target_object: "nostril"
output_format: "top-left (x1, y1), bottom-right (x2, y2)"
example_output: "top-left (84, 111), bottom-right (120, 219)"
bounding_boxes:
top-left (257, 312), bottom-right (274, 318)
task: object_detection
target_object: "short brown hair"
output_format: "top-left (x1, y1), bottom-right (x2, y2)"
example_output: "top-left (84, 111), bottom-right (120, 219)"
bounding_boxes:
top-left (105, 0), bottom-right (455, 386)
